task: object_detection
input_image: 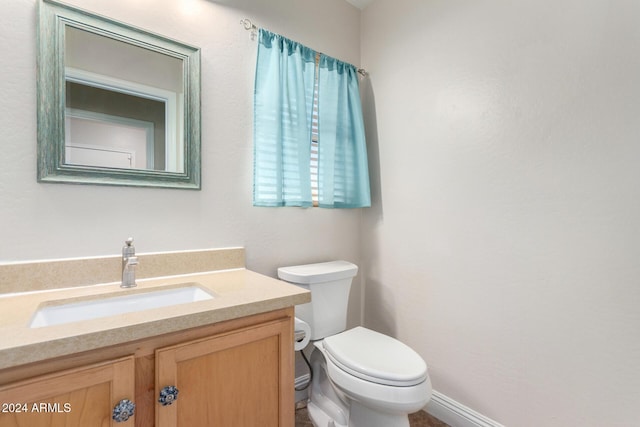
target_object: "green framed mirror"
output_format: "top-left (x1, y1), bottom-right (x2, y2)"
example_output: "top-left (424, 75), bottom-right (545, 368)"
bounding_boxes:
top-left (37, 0), bottom-right (201, 189)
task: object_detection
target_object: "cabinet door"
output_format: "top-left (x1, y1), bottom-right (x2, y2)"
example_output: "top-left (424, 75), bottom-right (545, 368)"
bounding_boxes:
top-left (0, 355), bottom-right (135, 427)
top-left (156, 318), bottom-right (293, 427)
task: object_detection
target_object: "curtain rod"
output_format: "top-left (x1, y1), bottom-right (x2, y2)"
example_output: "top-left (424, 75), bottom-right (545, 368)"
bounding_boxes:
top-left (240, 18), bottom-right (367, 77)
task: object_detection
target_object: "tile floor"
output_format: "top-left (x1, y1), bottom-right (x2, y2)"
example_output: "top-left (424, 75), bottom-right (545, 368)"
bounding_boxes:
top-left (295, 406), bottom-right (450, 427)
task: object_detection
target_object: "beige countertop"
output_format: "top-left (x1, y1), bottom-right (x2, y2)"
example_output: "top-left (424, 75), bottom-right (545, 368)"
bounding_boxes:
top-left (0, 268), bottom-right (310, 370)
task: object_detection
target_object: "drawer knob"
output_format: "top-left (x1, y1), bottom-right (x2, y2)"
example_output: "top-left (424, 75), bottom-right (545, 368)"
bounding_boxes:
top-left (112, 399), bottom-right (135, 422)
top-left (158, 385), bottom-right (179, 406)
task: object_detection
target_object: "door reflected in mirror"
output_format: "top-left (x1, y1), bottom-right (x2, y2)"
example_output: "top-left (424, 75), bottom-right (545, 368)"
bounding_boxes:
top-left (38, 0), bottom-right (200, 189)
top-left (64, 26), bottom-right (184, 173)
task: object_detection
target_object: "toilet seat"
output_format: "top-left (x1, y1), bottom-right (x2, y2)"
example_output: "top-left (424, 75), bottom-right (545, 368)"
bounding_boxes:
top-left (323, 327), bottom-right (428, 387)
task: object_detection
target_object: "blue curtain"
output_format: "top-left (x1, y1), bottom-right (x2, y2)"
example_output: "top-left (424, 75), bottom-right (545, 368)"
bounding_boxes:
top-left (253, 29), bottom-right (316, 207)
top-left (253, 29), bottom-right (370, 208)
top-left (317, 55), bottom-right (371, 208)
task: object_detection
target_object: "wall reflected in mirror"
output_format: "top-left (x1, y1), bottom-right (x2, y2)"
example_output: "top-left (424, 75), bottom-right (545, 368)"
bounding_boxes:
top-left (64, 26), bottom-right (184, 173)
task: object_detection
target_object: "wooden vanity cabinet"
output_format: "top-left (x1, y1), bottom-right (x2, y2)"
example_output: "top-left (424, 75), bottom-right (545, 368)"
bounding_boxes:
top-left (0, 356), bottom-right (135, 427)
top-left (156, 317), bottom-right (292, 427)
top-left (0, 308), bottom-right (295, 427)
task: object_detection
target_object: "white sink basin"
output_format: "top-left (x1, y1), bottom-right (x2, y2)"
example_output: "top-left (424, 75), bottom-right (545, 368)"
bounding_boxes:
top-left (30, 284), bottom-right (214, 328)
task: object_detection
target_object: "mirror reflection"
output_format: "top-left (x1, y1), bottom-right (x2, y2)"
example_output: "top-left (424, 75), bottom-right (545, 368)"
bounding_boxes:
top-left (64, 27), bottom-right (184, 173)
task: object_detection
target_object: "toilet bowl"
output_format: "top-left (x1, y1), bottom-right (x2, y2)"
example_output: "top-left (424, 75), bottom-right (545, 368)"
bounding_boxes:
top-left (278, 261), bottom-right (432, 427)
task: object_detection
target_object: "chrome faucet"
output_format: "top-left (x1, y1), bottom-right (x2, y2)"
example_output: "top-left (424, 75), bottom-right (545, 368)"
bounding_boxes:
top-left (121, 237), bottom-right (139, 288)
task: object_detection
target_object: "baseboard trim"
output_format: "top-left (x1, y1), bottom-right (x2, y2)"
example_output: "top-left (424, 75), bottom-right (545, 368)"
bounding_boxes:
top-left (426, 390), bottom-right (504, 427)
top-left (295, 373), bottom-right (311, 389)
top-left (294, 374), bottom-right (311, 403)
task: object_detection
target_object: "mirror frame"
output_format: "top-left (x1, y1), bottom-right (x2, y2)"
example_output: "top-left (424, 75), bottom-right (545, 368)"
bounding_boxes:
top-left (37, 0), bottom-right (201, 189)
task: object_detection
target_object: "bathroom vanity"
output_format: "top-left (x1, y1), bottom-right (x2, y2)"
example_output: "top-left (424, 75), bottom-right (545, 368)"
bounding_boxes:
top-left (0, 248), bottom-right (310, 427)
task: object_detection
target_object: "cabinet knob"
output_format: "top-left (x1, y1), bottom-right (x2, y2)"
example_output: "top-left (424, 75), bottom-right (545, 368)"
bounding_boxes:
top-left (158, 385), bottom-right (179, 406)
top-left (112, 399), bottom-right (136, 422)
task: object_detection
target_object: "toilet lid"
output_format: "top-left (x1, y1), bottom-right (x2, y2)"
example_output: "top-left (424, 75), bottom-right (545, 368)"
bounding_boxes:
top-left (323, 327), bottom-right (428, 387)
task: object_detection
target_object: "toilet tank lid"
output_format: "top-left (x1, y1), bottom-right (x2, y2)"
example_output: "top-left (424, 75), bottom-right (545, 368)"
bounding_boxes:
top-left (278, 260), bottom-right (358, 284)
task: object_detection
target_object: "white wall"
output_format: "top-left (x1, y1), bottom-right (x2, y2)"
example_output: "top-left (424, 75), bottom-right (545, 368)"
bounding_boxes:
top-left (0, 0), bottom-right (363, 326)
top-left (360, 0), bottom-right (640, 426)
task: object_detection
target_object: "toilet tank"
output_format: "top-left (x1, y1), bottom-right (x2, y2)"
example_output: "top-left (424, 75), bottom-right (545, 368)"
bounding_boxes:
top-left (278, 261), bottom-right (358, 340)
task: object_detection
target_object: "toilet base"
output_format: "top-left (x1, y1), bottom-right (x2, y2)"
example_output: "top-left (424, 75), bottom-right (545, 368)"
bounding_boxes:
top-left (307, 400), bottom-right (347, 427)
top-left (307, 341), bottom-right (426, 427)
top-left (349, 401), bottom-right (410, 427)
top-left (307, 399), bottom-right (411, 427)
top-left (307, 346), bottom-right (350, 426)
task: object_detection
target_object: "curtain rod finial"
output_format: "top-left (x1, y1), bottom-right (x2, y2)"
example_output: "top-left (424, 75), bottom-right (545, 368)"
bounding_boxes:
top-left (240, 18), bottom-right (258, 40)
top-left (240, 18), bottom-right (257, 31)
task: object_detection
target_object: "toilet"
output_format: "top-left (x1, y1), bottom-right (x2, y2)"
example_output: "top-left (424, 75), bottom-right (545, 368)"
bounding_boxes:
top-left (278, 260), bottom-right (432, 427)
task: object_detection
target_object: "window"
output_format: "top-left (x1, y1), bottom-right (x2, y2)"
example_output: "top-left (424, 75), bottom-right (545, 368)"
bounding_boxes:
top-left (253, 29), bottom-right (370, 208)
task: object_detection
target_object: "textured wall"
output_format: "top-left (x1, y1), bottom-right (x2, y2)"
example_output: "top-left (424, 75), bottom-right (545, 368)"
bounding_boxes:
top-left (0, 0), bottom-right (363, 326)
top-left (360, 0), bottom-right (640, 425)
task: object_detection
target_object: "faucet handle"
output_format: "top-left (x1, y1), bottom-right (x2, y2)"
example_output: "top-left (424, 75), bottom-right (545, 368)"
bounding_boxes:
top-left (123, 237), bottom-right (136, 258)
